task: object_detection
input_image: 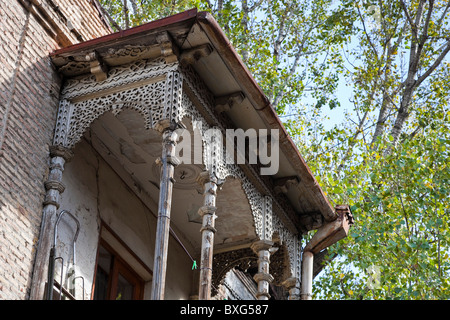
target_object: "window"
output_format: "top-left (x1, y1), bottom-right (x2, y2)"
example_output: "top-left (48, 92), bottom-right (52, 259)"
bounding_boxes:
top-left (93, 240), bottom-right (145, 300)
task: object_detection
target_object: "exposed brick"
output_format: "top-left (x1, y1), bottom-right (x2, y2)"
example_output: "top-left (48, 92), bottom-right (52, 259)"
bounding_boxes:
top-left (0, 0), bottom-right (111, 299)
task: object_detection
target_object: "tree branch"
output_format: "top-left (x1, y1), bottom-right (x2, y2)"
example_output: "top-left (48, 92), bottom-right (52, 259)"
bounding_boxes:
top-left (98, 1), bottom-right (122, 31)
top-left (357, 5), bottom-right (378, 59)
top-left (273, 6), bottom-right (289, 59)
top-left (437, 0), bottom-right (450, 27)
top-left (248, 0), bottom-right (264, 12)
top-left (123, 0), bottom-right (129, 29)
top-left (408, 0), bottom-right (427, 74)
top-left (129, 0), bottom-right (138, 15)
top-left (419, 0), bottom-right (434, 46)
top-left (416, 39), bottom-right (450, 87)
top-left (271, 22), bottom-right (319, 107)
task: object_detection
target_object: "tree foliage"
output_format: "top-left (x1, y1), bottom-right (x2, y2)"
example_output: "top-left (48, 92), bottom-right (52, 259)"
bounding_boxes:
top-left (298, 0), bottom-right (450, 300)
top-left (313, 121), bottom-right (450, 299)
top-left (99, 0), bottom-right (344, 114)
top-left (99, 0), bottom-right (450, 299)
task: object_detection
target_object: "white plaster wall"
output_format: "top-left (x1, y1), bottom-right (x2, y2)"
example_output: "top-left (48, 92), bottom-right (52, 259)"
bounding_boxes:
top-left (56, 139), bottom-right (193, 299)
top-left (55, 139), bottom-right (99, 299)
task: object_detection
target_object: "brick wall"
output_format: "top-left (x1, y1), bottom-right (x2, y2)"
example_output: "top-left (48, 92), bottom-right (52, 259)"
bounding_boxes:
top-left (54, 0), bottom-right (112, 41)
top-left (0, 0), bottom-right (111, 299)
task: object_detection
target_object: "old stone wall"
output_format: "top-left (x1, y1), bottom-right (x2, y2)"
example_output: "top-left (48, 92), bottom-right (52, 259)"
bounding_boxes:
top-left (0, 0), bottom-right (111, 299)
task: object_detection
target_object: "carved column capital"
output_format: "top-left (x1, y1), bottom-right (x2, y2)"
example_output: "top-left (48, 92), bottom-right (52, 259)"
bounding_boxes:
top-left (253, 272), bottom-right (274, 283)
top-left (198, 205), bottom-right (217, 217)
top-left (251, 239), bottom-right (274, 300)
top-left (155, 155), bottom-right (180, 168)
top-left (49, 145), bottom-right (74, 162)
top-left (282, 276), bottom-right (298, 290)
top-left (44, 180), bottom-right (65, 193)
top-left (154, 119), bottom-right (180, 134)
top-left (250, 239), bottom-right (274, 254)
top-left (196, 170), bottom-right (216, 185)
top-left (196, 170), bottom-right (225, 188)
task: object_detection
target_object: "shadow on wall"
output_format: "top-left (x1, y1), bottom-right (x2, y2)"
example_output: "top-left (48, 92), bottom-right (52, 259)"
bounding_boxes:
top-left (0, 2), bottom-right (62, 299)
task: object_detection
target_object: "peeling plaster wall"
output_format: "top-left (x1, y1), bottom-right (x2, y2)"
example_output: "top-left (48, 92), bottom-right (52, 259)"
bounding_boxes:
top-left (57, 139), bottom-right (193, 299)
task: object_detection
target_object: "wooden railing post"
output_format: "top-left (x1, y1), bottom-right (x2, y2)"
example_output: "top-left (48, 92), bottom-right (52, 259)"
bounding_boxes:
top-left (196, 171), bottom-right (220, 300)
top-left (251, 240), bottom-right (274, 300)
top-left (30, 145), bottom-right (73, 300)
top-left (150, 127), bottom-right (179, 300)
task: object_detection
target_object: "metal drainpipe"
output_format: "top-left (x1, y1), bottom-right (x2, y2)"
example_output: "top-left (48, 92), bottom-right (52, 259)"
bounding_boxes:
top-left (300, 206), bottom-right (354, 300)
top-left (300, 251), bottom-right (314, 300)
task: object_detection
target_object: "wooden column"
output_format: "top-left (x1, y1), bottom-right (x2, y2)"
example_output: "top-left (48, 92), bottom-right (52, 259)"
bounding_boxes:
top-left (196, 171), bottom-right (219, 300)
top-left (283, 277), bottom-right (301, 300)
top-left (151, 128), bottom-right (180, 300)
top-left (282, 235), bottom-right (302, 300)
top-left (251, 240), bottom-right (274, 300)
top-left (29, 145), bottom-right (73, 300)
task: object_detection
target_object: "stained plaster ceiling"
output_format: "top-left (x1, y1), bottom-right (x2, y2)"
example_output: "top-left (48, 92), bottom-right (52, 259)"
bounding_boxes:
top-left (87, 109), bottom-right (258, 255)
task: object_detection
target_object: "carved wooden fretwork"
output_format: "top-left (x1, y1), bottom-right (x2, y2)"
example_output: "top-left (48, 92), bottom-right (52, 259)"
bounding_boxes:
top-left (58, 61), bottom-right (90, 76)
top-left (179, 91), bottom-right (265, 239)
top-left (211, 248), bottom-right (257, 297)
top-left (270, 244), bottom-right (290, 285)
top-left (60, 58), bottom-right (177, 101)
top-left (104, 45), bottom-right (155, 60)
top-left (262, 196), bottom-right (273, 242)
top-left (181, 66), bottom-right (301, 285)
top-left (180, 65), bottom-right (300, 237)
top-left (53, 56), bottom-right (300, 284)
top-left (54, 81), bottom-right (165, 148)
top-left (54, 58), bottom-right (185, 148)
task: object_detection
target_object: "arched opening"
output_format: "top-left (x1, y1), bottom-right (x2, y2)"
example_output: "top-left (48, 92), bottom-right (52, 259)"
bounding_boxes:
top-left (56, 108), bottom-right (195, 299)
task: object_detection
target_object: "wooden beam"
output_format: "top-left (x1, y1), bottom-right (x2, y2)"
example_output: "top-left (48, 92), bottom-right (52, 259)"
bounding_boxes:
top-left (214, 91), bottom-right (245, 113)
top-left (273, 175), bottom-right (300, 194)
top-left (180, 43), bottom-right (213, 65)
top-left (157, 32), bottom-right (179, 64)
top-left (85, 51), bottom-right (108, 82)
top-left (303, 210), bottom-right (352, 254)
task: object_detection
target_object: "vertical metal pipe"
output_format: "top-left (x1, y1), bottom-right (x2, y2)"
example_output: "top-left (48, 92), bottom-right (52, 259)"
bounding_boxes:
top-left (301, 251), bottom-right (314, 300)
top-left (151, 129), bottom-right (179, 300)
top-left (197, 171), bottom-right (218, 300)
